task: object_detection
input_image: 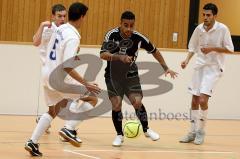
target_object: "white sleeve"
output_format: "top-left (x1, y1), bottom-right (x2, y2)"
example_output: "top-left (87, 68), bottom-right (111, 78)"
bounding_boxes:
top-left (62, 39), bottom-right (79, 68)
top-left (42, 27), bottom-right (54, 43)
top-left (223, 27), bottom-right (234, 52)
top-left (188, 28), bottom-right (199, 53)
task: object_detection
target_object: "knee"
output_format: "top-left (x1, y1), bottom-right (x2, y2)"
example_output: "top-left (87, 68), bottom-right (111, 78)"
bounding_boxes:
top-left (58, 99), bottom-right (69, 108)
top-left (132, 101), bottom-right (142, 109)
top-left (48, 107), bottom-right (56, 118)
top-left (87, 96), bottom-right (98, 106)
top-left (191, 97), bottom-right (199, 109)
top-left (199, 97), bottom-right (207, 105)
top-left (112, 102), bottom-right (122, 111)
top-left (91, 98), bottom-right (98, 106)
top-left (48, 99), bottom-right (68, 118)
top-left (192, 98), bottom-right (199, 106)
top-left (199, 97), bottom-right (208, 110)
top-left (109, 96), bottom-right (122, 111)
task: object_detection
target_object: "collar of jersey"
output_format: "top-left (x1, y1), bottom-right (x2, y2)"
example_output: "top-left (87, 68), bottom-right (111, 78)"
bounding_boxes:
top-left (51, 22), bottom-right (57, 28)
top-left (66, 22), bottom-right (81, 38)
top-left (119, 27), bottom-right (133, 39)
top-left (200, 21), bottom-right (219, 33)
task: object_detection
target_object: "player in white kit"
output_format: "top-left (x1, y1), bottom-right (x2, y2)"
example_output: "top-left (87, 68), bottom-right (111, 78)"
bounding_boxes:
top-left (33, 4), bottom-right (67, 134)
top-left (179, 3), bottom-right (234, 145)
top-left (25, 2), bottom-right (101, 156)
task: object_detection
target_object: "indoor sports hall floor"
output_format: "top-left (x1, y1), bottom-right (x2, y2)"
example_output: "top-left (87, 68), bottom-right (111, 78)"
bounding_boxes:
top-left (0, 115), bottom-right (239, 159)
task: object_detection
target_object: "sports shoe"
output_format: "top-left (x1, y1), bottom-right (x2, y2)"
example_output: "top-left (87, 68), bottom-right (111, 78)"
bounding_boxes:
top-left (36, 116), bottom-right (51, 134)
top-left (112, 135), bottom-right (124, 147)
top-left (24, 140), bottom-right (42, 157)
top-left (194, 130), bottom-right (205, 145)
top-left (59, 127), bottom-right (82, 147)
top-left (179, 132), bottom-right (196, 143)
top-left (59, 135), bottom-right (69, 142)
top-left (144, 129), bottom-right (160, 141)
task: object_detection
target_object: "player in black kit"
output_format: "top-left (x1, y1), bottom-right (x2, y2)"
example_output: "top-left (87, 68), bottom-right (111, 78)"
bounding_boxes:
top-left (100, 11), bottom-right (177, 146)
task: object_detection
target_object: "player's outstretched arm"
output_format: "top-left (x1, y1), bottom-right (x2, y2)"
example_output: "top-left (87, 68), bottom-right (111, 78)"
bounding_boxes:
top-left (64, 68), bottom-right (101, 94)
top-left (152, 49), bottom-right (178, 79)
top-left (180, 52), bottom-right (194, 69)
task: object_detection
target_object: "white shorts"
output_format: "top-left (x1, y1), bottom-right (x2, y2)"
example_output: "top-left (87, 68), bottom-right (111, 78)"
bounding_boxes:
top-left (43, 85), bottom-right (89, 107)
top-left (188, 65), bottom-right (223, 96)
top-left (42, 67), bottom-right (90, 106)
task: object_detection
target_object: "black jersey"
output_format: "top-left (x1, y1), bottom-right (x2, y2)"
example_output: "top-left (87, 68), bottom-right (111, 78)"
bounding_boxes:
top-left (100, 27), bottom-right (156, 79)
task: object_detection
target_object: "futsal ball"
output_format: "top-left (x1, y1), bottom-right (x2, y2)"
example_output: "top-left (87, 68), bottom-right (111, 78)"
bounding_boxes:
top-left (123, 120), bottom-right (142, 138)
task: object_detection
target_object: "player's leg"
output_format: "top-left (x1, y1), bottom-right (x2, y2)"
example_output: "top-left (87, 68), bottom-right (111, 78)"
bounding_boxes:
top-left (25, 110), bottom-right (53, 156)
top-left (36, 115), bottom-right (51, 134)
top-left (24, 86), bottom-right (67, 156)
top-left (194, 65), bottom-right (222, 145)
top-left (126, 77), bottom-right (159, 141)
top-left (193, 93), bottom-right (208, 145)
top-left (110, 96), bottom-right (124, 146)
top-left (180, 95), bottom-right (200, 143)
top-left (60, 93), bottom-right (98, 146)
top-left (127, 92), bottom-right (159, 141)
top-left (180, 69), bottom-right (202, 143)
top-left (25, 99), bottom-right (68, 156)
top-left (105, 78), bottom-right (125, 146)
top-left (68, 93), bottom-right (98, 113)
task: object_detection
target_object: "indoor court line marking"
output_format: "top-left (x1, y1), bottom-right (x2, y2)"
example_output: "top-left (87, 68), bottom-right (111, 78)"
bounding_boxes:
top-left (71, 149), bottom-right (236, 154)
top-left (64, 149), bottom-right (100, 159)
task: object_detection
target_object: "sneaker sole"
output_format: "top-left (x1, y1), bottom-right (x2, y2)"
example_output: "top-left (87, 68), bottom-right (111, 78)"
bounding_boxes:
top-left (112, 142), bottom-right (123, 147)
top-left (58, 131), bottom-right (81, 147)
top-left (112, 144), bottom-right (122, 147)
top-left (24, 146), bottom-right (42, 156)
top-left (179, 139), bottom-right (194, 143)
top-left (59, 136), bottom-right (69, 142)
top-left (194, 140), bottom-right (204, 145)
top-left (112, 140), bottom-right (124, 147)
top-left (145, 135), bottom-right (160, 141)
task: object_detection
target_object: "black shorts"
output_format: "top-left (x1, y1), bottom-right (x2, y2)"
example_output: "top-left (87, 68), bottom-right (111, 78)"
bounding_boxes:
top-left (105, 77), bottom-right (143, 98)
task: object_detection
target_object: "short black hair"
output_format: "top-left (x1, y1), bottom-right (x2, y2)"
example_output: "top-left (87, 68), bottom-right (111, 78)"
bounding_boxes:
top-left (121, 11), bottom-right (135, 20)
top-left (203, 3), bottom-right (218, 15)
top-left (68, 2), bottom-right (88, 21)
top-left (52, 4), bottom-right (66, 15)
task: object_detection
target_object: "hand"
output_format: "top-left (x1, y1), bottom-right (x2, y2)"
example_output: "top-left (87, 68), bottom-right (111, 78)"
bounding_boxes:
top-left (119, 55), bottom-right (133, 64)
top-left (85, 82), bottom-right (101, 94)
top-left (201, 47), bottom-right (213, 54)
top-left (164, 69), bottom-right (178, 79)
top-left (181, 60), bottom-right (189, 69)
top-left (41, 21), bottom-right (51, 28)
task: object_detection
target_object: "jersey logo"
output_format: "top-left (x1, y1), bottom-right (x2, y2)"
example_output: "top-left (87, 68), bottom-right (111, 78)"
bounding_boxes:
top-left (103, 39), bottom-right (133, 55)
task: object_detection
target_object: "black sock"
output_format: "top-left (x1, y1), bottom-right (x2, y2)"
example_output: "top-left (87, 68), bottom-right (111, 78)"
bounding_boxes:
top-left (135, 105), bottom-right (149, 132)
top-left (112, 110), bottom-right (123, 135)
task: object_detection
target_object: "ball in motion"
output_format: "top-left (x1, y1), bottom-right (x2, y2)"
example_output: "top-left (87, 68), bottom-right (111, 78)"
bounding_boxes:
top-left (123, 120), bottom-right (142, 138)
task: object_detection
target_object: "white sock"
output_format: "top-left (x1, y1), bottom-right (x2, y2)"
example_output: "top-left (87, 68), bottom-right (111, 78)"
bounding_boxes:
top-left (30, 113), bottom-right (53, 143)
top-left (64, 120), bottom-right (82, 130)
top-left (65, 102), bottom-right (94, 130)
top-left (78, 102), bottom-right (94, 112)
top-left (190, 109), bottom-right (199, 133)
top-left (198, 109), bottom-right (208, 131)
top-left (69, 101), bottom-right (94, 113)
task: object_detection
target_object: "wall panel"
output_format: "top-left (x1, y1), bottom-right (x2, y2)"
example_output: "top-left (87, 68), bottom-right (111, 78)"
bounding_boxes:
top-left (0, 0), bottom-right (190, 49)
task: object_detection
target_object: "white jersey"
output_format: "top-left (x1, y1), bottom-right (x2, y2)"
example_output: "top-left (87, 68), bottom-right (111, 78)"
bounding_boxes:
top-left (188, 21), bottom-right (234, 70)
top-left (42, 23), bottom-right (81, 89)
top-left (39, 22), bottom-right (57, 65)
